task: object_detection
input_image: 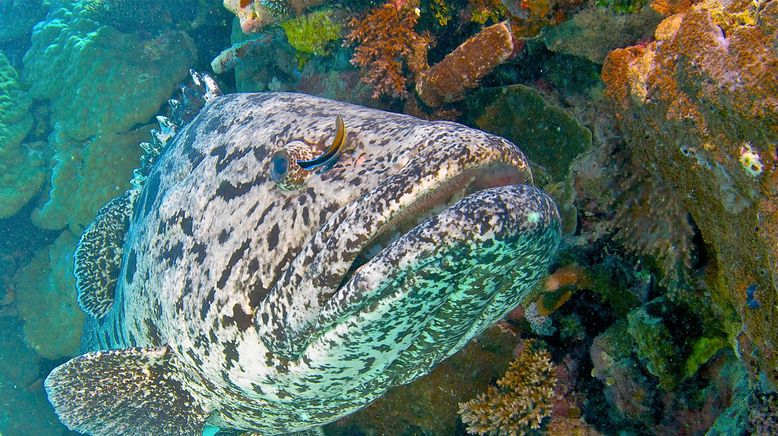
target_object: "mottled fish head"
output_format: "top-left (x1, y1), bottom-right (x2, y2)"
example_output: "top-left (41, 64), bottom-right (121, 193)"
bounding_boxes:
top-left (74, 91), bottom-right (561, 433)
top-left (170, 93), bottom-right (560, 363)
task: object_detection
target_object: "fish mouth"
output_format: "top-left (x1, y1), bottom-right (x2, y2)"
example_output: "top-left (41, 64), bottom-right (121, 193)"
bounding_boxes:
top-left (337, 163), bottom-right (529, 290)
top-left (258, 136), bottom-right (560, 361)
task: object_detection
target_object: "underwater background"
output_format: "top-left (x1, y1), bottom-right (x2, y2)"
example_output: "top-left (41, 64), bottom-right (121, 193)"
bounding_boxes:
top-left (0, 0), bottom-right (776, 434)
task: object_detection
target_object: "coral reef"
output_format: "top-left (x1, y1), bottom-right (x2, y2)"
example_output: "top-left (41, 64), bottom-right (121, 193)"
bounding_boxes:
top-left (13, 230), bottom-right (84, 360)
top-left (280, 9), bottom-right (342, 56)
top-left (224, 0), bottom-right (325, 33)
top-left (541, 4), bottom-right (662, 64)
top-left (23, 3), bottom-right (196, 231)
top-left (469, 0), bottom-right (507, 24)
top-left (0, 0), bottom-right (47, 44)
top-left (464, 84), bottom-right (592, 182)
top-left (601, 0), bottom-right (778, 384)
top-left (416, 20), bottom-right (520, 107)
top-left (0, 317), bottom-right (65, 434)
top-left (750, 393), bottom-right (778, 434)
top-left (23, 5), bottom-right (197, 142)
top-left (345, 0), bottom-right (430, 99)
top-left (31, 127), bottom-right (148, 232)
top-left (79, 0), bottom-right (205, 34)
top-left (595, 0), bottom-right (648, 14)
top-left (458, 339), bottom-right (557, 434)
top-left (0, 51), bottom-right (45, 219)
top-left (612, 166), bottom-right (695, 288)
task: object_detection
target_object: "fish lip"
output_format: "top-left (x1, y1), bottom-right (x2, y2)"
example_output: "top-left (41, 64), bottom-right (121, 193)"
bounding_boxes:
top-left (305, 184), bottom-right (560, 382)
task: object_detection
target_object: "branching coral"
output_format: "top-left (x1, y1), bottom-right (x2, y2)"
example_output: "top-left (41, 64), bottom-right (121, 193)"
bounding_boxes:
top-left (458, 340), bottom-right (557, 434)
top-left (345, 0), bottom-right (431, 99)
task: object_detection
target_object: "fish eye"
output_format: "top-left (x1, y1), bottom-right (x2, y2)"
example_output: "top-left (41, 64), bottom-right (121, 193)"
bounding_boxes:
top-left (270, 141), bottom-right (316, 191)
top-left (270, 152), bottom-right (289, 183)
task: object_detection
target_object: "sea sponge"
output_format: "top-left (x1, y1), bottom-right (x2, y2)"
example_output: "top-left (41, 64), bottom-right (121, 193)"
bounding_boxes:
top-left (14, 230), bottom-right (84, 360)
top-left (601, 0), bottom-right (778, 384)
top-left (22, 5), bottom-right (197, 142)
top-left (0, 52), bottom-right (45, 219)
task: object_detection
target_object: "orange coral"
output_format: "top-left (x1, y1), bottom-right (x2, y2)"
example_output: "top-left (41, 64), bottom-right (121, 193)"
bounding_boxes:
top-left (345, 0), bottom-right (430, 99)
top-left (601, 0), bottom-right (778, 383)
top-left (458, 340), bottom-right (557, 434)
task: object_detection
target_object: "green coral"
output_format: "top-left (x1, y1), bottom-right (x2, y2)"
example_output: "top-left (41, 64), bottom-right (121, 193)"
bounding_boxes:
top-left (23, 5), bottom-right (197, 142)
top-left (0, 52), bottom-right (45, 219)
top-left (465, 84), bottom-right (592, 182)
top-left (684, 336), bottom-right (726, 378)
top-left (280, 9), bottom-right (342, 56)
top-left (594, 0), bottom-right (648, 14)
top-left (627, 304), bottom-right (680, 390)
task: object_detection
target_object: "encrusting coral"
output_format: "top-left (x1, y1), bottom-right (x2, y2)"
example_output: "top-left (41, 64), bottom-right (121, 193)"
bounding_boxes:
top-left (601, 0), bottom-right (778, 385)
top-left (345, 0), bottom-right (431, 99)
top-left (458, 339), bottom-right (557, 434)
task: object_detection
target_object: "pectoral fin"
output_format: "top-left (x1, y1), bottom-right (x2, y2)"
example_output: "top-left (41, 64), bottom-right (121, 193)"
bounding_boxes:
top-left (74, 191), bottom-right (134, 319)
top-left (45, 346), bottom-right (209, 436)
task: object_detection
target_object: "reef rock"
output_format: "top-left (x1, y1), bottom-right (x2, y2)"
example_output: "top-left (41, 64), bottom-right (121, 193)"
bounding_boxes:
top-left (14, 230), bottom-right (84, 360)
top-left (601, 0), bottom-right (778, 384)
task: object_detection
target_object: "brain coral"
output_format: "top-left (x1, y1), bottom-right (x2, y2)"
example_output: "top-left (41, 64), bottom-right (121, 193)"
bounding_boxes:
top-left (601, 0), bottom-right (778, 384)
top-left (0, 52), bottom-right (45, 219)
top-left (22, 5), bottom-right (197, 142)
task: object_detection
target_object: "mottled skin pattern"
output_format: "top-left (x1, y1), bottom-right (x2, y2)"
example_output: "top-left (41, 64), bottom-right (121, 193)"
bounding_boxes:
top-left (83, 93), bottom-right (560, 433)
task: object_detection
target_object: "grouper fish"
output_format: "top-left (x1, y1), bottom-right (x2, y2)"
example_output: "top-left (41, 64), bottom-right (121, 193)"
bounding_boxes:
top-left (45, 75), bottom-right (561, 435)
